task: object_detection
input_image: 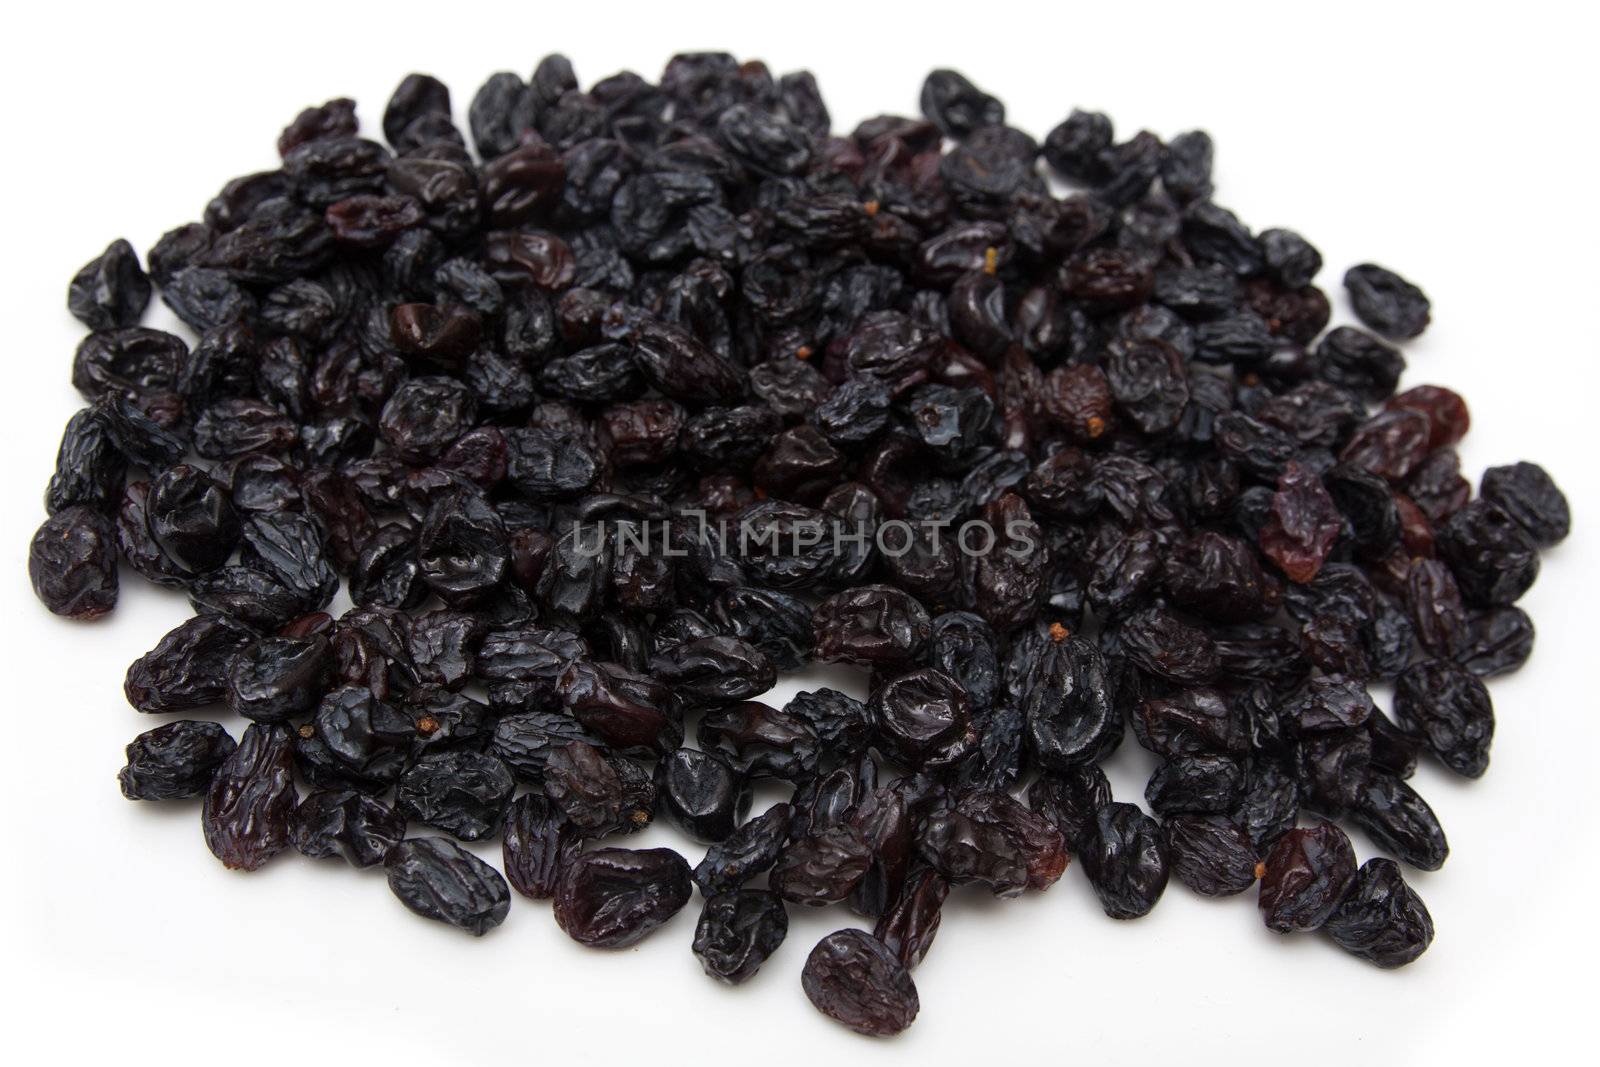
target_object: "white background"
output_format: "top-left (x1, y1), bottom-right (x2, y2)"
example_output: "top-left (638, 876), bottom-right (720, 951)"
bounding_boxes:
top-left (2, 2), bottom-right (1597, 1063)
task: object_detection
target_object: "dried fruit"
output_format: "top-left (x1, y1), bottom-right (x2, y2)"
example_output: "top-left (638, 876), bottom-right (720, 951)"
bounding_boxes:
top-left (1321, 858), bottom-right (1434, 968)
top-left (118, 721), bottom-right (237, 801)
top-left (554, 847), bottom-right (692, 947)
top-left (1258, 822), bottom-right (1357, 933)
top-left (29, 506), bottom-right (119, 618)
top-left (802, 929), bottom-right (919, 1037)
top-left (385, 837), bottom-right (510, 935)
top-left (202, 723), bottom-right (297, 871)
top-left (37, 56), bottom-right (1567, 1030)
top-left (692, 890), bottom-right (789, 984)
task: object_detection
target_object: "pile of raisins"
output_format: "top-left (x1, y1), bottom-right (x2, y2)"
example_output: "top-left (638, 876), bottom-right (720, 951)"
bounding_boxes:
top-left (31, 55), bottom-right (1572, 1037)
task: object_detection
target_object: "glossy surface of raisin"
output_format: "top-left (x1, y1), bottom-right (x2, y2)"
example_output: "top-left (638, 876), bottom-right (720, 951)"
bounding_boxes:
top-left (385, 837), bottom-right (510, 935)
top-left (291, 789), bottom-right (406, 866)
top-left (1258, 821), bottom-right (1357, 933)
top-left (1080, 803), bottom-right (1170, 919)
top-left (118, 720), bottom-right (237, 800)
top-left (202, 723), bottom-right (298, 870)
top-left (802, 929), bottom-right (920, 1037)
top-left (1321, 858), bottom-right (1434, 968)
top-left (692, 890), bottom-right (789, 984)
top-left (554, 847), bottom-right (693, 947)
top-left (29, 506), bottom-right (119, 618)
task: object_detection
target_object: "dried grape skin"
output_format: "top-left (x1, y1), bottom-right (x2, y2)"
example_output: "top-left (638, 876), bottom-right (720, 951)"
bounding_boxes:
top-left (801, 928), bottom-right (920, 1037)
top-left (1079, 802), bottom-right (1170, 920)
top-left (1349, 773), bottom-right (1449, 872)
top-left (502, 792), bottom-right (581, 899)
top-left (118, 720), bottom-right (237, 801)
top-left (1257, 821), bottom-right (1357, 933)
top-left (1479, 462), bottom-right (1570, 548)
top-left (202, 723), bottom-right (298, 871)
top-left (290, 789), bottom-right (406, 867)
top-left (553, 847), bottom-right (693, 948)
top-left (693, 802), bottom-right (793, 896)
top-left (1393, 659), bottom-right (1494, 778)
top-left (692, 890), bottom-right (789, 985)
top-left (1163, 814), bottom-right (1259, 897)
top-left (68, 238), bottom-right (152, 329)
top-left (1343, 263), bottom-right (1431, 339)
top-left (385, 837), bottom-right (510, 936)
top-left (29, 506), bottom-right (119, 619)
top-left (1322, 858), bottom-right (1434, 968)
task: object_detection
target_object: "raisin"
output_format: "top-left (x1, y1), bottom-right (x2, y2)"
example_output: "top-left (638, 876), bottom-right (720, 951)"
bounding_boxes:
top-left (385, 837), bottom-right (510, 936)
top-left (1163, 814), bottom-right (1259, 897)
top-left (869, 668), bottom-right (977, 770)
top-left (917, 790), bottom-right (1066, 896)
top-left (694, 802), bottom-right (794, 896)
top-left (692, 890), bottom-right (789, 984)
top-left (801, 929), bottom-right (919, 1037)
top-left (542, 740), bottom-right (655, 837)
top-left (1393, 659), bottom-right (1494, 778)
top-left (770, 825), bottom-right (872, 906)
top-left (68, 238), bottom-right (152, 329)
top-left (118, 721), bottom-right (237, 801)
top-left (554, 847), bottom-right (693, 947)
top-left (291, 789), bottom-right (406, 867)
top-left (146, 464), bottom-right (241, 574)
top-left (1258, 821), bottom-right (1357, 933)
top-left (1343, 263), bottom-right (1431, 339)
top-left (226, 636), bottom-right (333, 723)
top-left (395, 751), bottom-right (515, 841)
top-left (873, 867), bottom-right (949, 968)
top-left (1349, 773), bottom-right (1449, 871)
top-left (1080, 803), bottom-right (1170, 919)
top-left (1479, 461), bottom-right (1570, 548)
top-left (812, 585), bottom-right (931, 668)
top-left (29, 506), bottom-right (119, 619)
top-left (654, 748), bottom-right (752, 842)
top-left (501, 792), bottom-right (580, 899)
top-left (125, 615), bottom-right (255, 712)
top-left (202, 723), bottom-right (297, 871)
top-left (1260, 462), bottom-right (1344, 583)
top-left (1321, 858), bottom-right (1434, 968)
